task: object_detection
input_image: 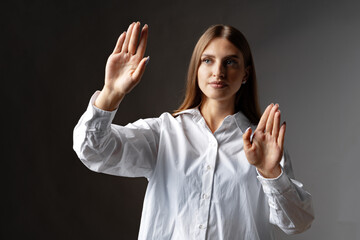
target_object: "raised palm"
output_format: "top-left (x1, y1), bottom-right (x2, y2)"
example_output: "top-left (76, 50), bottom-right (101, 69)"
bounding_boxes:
top-left (96, 22), bottom-right (149, 111)
top-left (243, 104), bottom-right (286, 178)
top-left (105, 22), bottom-right (148, 95)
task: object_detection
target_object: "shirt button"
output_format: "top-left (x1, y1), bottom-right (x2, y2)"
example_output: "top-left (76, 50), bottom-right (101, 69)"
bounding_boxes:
top-left (202, 193), bottom-right (209, 199)
top-left (206, 165), bottom-right (212, 170)
top-left (199, 224), bottom-right (206, 229)
top-left (209, 141), bottom-right (217, 148)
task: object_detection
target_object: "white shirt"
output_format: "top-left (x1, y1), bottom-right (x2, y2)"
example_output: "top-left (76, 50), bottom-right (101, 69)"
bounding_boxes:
top-left (73, 91), bottom-right (314, 240)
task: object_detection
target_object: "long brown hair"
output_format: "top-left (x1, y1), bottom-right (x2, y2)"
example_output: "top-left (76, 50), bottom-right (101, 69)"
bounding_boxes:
top-left (173, 24), bottom-right (261, 124)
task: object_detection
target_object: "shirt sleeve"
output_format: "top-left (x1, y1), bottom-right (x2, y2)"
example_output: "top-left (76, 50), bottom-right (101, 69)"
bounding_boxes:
top-left (73, 91), bottom-right (161, 179)
top-left (256, 150), bottom-right (315, 234)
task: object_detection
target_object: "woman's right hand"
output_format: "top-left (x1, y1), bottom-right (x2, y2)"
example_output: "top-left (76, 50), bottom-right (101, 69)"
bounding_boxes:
top-left (95, 22), bottom-right (149, 111)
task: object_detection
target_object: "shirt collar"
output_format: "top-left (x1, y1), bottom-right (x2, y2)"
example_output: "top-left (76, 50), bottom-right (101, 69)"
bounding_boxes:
top-left (174, 107), bottom-right (203, 122)
top-left (233, 111), bottom-right (253, 134)
top-left (175, 107), bottom-right (253, 134)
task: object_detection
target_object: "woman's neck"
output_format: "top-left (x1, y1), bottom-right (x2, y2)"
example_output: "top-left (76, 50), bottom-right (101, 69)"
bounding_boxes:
top-left (200, 99), bottom-right (235, 133)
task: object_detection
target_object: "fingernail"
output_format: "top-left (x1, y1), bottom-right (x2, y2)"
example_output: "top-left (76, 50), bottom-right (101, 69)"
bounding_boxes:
top-left (145, 56), bottom-right (150, 65)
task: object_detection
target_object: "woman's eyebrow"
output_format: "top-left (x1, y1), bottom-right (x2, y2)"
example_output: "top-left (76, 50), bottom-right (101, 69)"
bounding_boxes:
top-left (223, 54), bottom-right (240, 59)
top-left (201, 54), bottom-right (214, 58)
top-left (201, 54), bottom-right (240, 59)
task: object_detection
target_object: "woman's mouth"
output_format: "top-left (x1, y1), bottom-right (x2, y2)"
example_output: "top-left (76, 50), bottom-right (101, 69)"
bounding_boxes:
top-left (209, 81), bottom-right (227, 88)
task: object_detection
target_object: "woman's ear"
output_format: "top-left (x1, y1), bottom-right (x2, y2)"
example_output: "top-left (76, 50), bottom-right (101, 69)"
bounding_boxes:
top-left (242, 66), bottom-right (250, 84)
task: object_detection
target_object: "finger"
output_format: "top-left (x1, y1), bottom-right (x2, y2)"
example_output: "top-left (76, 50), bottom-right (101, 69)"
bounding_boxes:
top-left (122, 22), bottom-right (135, 53)
top-left (132, 56), bottom-right (149, 81)
top-left (112, 32), bottom-right (126, 54)
top-left (256, 104), bottom-right (273, 132)
top-left (129, 22), bottom-right (141, 55)
top-left (136, 24), bottom-right (149, 58)
top-left (242, 127), bottom-right (253, 151)
top-left (278, 122), bottom-right (286, 149)
top-left (265, 104), bottom-right (278, 134)
top-left (272, 110), bottom-right (281, 139)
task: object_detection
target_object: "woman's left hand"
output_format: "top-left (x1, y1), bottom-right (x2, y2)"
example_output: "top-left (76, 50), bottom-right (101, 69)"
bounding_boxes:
top-left (242, 104), bottom-right (286, 178)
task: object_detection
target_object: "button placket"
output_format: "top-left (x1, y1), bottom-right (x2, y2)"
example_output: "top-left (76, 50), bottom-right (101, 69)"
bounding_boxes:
top-left (196, 135), bottom-right (218, 238)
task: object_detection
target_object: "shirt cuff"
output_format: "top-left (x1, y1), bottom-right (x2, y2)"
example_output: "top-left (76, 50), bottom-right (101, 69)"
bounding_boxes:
top-left (256, 168), bottom-right (293, 195)
top-left (84, 91), bottom-right (117, 131)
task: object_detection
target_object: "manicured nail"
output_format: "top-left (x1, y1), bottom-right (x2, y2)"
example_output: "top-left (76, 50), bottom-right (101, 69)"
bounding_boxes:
top-left (145, 56), bottom-right (150, 65)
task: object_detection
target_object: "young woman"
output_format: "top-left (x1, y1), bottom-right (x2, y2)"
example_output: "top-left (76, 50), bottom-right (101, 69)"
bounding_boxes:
top-left (73, 22), bottom-right (314, 240)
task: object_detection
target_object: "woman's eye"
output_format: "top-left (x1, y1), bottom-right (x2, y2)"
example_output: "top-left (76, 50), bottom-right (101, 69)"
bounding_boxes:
top-left (225, 59), bottom-right (236, 65)
top-left (202, 59), bottom-right (211, 64)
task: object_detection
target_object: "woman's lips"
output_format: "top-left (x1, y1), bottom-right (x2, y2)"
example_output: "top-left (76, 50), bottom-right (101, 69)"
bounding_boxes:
top-left (209, 81), bottom-right (227, 88)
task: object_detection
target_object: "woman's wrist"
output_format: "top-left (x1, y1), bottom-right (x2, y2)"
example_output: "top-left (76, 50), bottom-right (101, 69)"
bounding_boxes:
top-left (257, 165), bottom-right (282, 179)
top-left (94, 86), bottom-right (125, 111)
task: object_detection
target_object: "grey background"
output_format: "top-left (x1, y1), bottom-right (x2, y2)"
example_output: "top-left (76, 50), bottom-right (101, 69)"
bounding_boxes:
top-left (3, 0), bottom-right (360, 239)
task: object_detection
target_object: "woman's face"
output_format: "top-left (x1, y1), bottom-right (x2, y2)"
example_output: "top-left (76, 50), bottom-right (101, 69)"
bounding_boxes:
top-left (197, 37), bottom-right (248, 106)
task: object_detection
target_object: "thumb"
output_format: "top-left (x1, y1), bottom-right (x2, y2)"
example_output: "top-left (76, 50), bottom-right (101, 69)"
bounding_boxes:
top-left (243, 127), bottom-right (252, 151)
top-left (132, 56), bottom-right (149, 81)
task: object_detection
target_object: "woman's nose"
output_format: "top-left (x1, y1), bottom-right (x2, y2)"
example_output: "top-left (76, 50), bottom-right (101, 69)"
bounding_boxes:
top-left (212, 62), bottom-right (225, 79)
